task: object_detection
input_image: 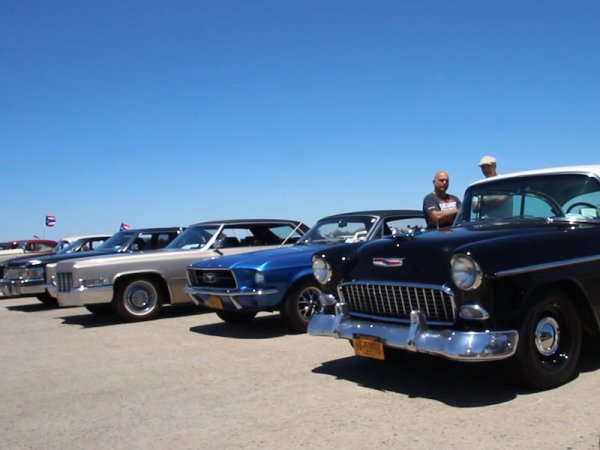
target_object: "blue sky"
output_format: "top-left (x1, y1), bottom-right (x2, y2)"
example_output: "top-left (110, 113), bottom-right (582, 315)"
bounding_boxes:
top-left (2, 0), bottom-right (599, 241)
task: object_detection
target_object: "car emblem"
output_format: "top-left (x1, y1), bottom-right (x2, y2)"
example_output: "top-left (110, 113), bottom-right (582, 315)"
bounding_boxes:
top-left (203, 272), bottom-right (217, 283)
top-left (373, 257), bottom-right (404, 267)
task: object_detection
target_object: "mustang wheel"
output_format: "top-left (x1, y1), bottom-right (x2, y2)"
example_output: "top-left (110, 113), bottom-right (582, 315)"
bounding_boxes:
top-left (281, 280), bottom-right (321, 333)
top-left (216, 310), bottom-right (257, 323)
top-left (113, 278), bottom-right (164, 322)
top-left (514, 289), bottom-right (582, 390)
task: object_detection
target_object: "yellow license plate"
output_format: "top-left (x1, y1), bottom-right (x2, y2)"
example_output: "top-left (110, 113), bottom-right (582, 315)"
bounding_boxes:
top-left (353, 335), bottom-right (385, 360)
top-left (207, 295), bottom-right (223, 309)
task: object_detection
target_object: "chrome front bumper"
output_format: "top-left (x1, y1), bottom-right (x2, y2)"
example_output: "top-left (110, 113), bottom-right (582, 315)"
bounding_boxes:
top-left (0, 279), bottom-right (45, 296)
top-left (56, 285), bottom-right (114, 307)
top-left (308, 302), bottom-right (518, 361)
top-left (183, 285), bottom-right (280, 309)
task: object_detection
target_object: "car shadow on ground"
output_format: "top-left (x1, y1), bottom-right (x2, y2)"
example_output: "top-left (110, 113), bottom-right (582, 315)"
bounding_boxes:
top-left (311, 340), bottom-right (600, 407)
top-left (58, 304), bottom-right (211, 328)
top-left (189, 313), bottom-right (289, 339)
top-left (5, 300), bottom-right (57, 312)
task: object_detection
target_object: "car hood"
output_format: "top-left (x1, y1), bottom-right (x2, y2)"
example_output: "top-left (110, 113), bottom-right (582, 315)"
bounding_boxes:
top-left (57, 248), bottom-right (185, 269)
top-left (340, 221), bottom-right (600, 284)
top-left (188, 244), bottom-right (332, 271)
top-left (4, 248), bottom-right (122, 268)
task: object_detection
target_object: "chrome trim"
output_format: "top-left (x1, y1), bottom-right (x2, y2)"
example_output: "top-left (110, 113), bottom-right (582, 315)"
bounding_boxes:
top-left (56, 285), bottom-right (114, 307)
top-left (338, 280), bottom-right (456, 325)
top-left (308, 306), bottom-right (518, 361)
top-left (183, 286), bottom-right (279, 297)
top-left (495, 254), bottom-right (600, 277)
top-left (372, 257), bottom-right (404, 267)
top-left (0, 279), bottom-right (45, 296)
top-left (459, 304), bottom-right (490, 321)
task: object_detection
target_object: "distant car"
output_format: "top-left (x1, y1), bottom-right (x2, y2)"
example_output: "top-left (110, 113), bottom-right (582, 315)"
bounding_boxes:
top-left (50, 219), bottom-right (308, 322)
top-left (0, 234), bottom-right (111, 301)
top-left (2, 228), bottom-right (182, 304)
top-left (309, 165), bottom-right (600, 389)
top-left (55, 235), bottom-right (110, 252)
top-left (184, 211), bottom-right (426, 332)
top-left (0, 239), bottom-right (58, 262)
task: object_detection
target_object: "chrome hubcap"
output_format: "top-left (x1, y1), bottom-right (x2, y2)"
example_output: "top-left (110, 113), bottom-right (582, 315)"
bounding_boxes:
top-left (534, 316), bottom-right (560, 356)
top-left (125, 282), bottom-right (157, 314)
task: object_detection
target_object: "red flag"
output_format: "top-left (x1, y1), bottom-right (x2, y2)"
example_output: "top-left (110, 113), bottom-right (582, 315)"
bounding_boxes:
top-left (120, 222), bottom-right (130, 231)
top-left (45, 215), bottom-right (56, 227)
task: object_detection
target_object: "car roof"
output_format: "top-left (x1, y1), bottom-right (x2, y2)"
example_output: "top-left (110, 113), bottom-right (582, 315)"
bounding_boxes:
top-left (188, 219), bottom-right (305, 227)
top-left (318, 210), bottom-right (424, 220)
top-left (59, 234), bottom-right (111, 241)
top-left (119, 226), bottom-right (185, 233)
top-left (7, 239), bottom-right (58, 245)
top-left (470, 165), bottom-right (600, 187)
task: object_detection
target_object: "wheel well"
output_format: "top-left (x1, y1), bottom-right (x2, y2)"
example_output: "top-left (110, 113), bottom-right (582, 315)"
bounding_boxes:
top-left (524, 281), bottom-right (599, 338)
top-left (285, 276), bottom-right (318, 296)
top-left (114, 273), bottom-right (171, 304)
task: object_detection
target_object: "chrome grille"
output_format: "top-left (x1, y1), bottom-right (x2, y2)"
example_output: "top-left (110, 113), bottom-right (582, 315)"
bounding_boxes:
top-left (56, 272), bottom-right (73, 293)
top-left (4, 268), bottom-right (21, 280)
top-left (339, 281), bottom-right (456, 325)
top-left (187, 269), bottom-right (237, 289)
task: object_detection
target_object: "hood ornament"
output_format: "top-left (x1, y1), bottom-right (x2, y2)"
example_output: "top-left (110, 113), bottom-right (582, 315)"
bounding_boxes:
top-left (373, 257), bottom-right (405, 267)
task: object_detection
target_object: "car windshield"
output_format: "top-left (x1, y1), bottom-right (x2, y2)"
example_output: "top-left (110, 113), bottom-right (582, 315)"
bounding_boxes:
top-left (298, 215), bottom-right (377, 244)
top-left (166, 225), bottom-right (220, 250)
top-left (459, 173), bottom-right (600, 223)
top-left (56, 239), bottom-right (87, 254)
top-left (97, 231), bottom-right (136, 251)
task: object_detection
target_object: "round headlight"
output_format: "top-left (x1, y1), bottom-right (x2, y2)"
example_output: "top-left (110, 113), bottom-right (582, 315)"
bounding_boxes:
top-left (312, 255), bottom-right (332, 284)
top-left (451, 254), bottom-right (483, 291)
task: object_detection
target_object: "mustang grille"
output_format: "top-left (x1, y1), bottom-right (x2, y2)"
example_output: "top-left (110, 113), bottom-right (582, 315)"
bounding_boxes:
top-left (187, 269), bottom-right (237, 289)
top-left (57, 272), bottom-right (73, 293)
top-left (339, 281), bottom-right (456, 325)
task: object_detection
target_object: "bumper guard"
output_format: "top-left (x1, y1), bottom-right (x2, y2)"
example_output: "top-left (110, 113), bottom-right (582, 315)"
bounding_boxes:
top-left (308, 302), bottom-right (518, 361)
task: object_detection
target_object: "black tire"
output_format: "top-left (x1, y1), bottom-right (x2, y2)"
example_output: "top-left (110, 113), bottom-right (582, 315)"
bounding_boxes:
top-left (216, 310), bottom-right (257, 323)
top-left (280, 280), bottom-right (321, 333)
top-left (84, 304), bottom-right (113, 315)
top-left (36, 292), bottom-right (58, 306)
top-left (514, 288), bottom-right (582, 390)
top-left (112, 277), bottom-right (164, 322)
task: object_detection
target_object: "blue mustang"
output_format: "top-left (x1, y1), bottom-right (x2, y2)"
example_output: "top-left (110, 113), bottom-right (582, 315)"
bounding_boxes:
top-left (184, 210), bottom-right (425, 332)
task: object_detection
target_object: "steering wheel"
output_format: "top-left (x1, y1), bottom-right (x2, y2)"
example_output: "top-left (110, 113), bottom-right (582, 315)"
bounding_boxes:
top-left (566, 202), bottom-right (597, 214)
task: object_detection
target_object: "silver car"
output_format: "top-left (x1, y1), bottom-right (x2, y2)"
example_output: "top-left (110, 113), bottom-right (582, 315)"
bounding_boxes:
top-left (48, 219), bottom-right (308, 321)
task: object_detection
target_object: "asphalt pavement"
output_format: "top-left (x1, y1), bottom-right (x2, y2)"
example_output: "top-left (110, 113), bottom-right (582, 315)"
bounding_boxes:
top-left (1, 296), bottom-right (599, 449)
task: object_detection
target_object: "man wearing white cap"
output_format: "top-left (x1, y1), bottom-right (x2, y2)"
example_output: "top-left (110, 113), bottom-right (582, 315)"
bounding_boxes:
top-left (479, 155), bottom-right (498, 178)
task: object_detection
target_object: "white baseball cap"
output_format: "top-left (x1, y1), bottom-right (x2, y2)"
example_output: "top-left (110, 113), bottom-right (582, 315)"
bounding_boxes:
top-left (479, 155), bottom-right (496, 166)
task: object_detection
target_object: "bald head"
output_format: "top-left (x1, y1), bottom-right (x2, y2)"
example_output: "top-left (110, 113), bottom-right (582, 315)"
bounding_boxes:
top-left (433, 171), bottom-right (450, 196)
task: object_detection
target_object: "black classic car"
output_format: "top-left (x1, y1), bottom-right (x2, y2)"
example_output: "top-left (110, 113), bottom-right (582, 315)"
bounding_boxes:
top-left (309, 165), bottom-right (600, 389)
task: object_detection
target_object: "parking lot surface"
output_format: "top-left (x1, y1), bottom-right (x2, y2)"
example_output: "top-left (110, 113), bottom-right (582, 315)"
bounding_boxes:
top-left (1, 296), bottom-right (599, 449)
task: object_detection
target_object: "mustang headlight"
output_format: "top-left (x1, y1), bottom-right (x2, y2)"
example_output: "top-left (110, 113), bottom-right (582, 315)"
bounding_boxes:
top-left (254, 272), bottom-right (265, 285)
top-left (312, 255), bottom-right (332, 284)
top-left (451, 254), bottom-right (483, 291)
